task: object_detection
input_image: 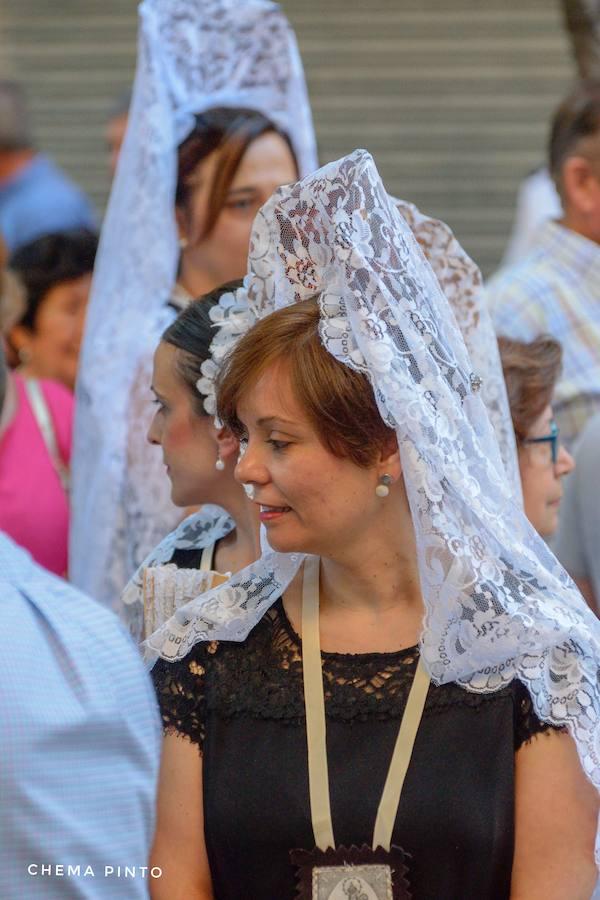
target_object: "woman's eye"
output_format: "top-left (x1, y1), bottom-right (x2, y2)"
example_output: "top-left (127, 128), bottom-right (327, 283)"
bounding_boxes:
top-left (226, 198), bottom-right (254, 212)
top-left (268, 439), bottom-right (290, 451)
top-left (152, 398), bottom-right (166, 412)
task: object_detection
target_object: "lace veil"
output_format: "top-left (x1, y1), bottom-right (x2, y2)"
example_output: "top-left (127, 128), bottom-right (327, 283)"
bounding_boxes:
top-left (124, 190), bottom-right (519, 642)
top-left (145, 151), bottom-right (600, 814)
top-left (70, 0), bottom-right (318, 600)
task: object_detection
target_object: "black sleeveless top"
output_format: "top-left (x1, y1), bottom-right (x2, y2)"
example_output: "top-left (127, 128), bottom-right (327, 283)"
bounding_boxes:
top-left (152, 594), bottom-right (558, 900)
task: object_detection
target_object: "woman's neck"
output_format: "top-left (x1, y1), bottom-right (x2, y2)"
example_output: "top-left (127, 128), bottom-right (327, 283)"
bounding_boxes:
top-left (319, 528), bottom-right (422, 618)
top-left (177, 254), bottom-right (220, 300)
top-left (283, 483), bottom-right (425, 654)
top-left (0, 372), bottom-right (18, 438)
top-left (212, 478), bottom-right (261, 575)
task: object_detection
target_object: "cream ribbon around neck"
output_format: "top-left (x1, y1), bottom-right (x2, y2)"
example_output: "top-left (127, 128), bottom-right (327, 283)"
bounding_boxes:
top-left (199, 541), bottom-right (215, 573)
top-left (300, 555), bottom-right (430, 852)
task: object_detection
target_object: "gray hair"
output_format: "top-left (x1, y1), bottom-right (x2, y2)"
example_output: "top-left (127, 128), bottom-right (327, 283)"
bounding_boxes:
top-left (0, 81), bottom-right (32, 151)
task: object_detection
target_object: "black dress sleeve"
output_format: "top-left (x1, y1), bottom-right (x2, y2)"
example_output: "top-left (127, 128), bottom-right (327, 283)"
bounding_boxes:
top-left (512, 679), bottom-right (566, 750)
top-left (151, 642), bottom-right (216, 752)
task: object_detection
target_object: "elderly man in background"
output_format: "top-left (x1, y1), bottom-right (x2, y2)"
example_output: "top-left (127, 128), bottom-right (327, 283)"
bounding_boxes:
top-left (0, 81), bottom-right (96, 252)
top-left (488, 80), bottom-right (600, 450)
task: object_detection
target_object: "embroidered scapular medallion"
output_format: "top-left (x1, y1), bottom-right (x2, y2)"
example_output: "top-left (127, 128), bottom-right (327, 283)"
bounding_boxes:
top-left (290, 844), bottom-right (412, 899)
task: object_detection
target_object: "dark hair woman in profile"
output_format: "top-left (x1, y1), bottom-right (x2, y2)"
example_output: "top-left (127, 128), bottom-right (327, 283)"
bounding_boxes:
top-left (70, 0), bottom-right (318, 607)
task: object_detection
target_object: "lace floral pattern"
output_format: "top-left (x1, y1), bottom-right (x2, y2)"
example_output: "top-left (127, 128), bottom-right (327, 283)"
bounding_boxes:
top-left (122, 506), bottom-right (234, 642)
top-left (70, 0), bottom-right (317, 605)
top-left (152, 600), bottom-right (558, 750)
top-left (196, 199), bottom-right (519, 502)
top-left (145, 153), bottom-right (600, 839)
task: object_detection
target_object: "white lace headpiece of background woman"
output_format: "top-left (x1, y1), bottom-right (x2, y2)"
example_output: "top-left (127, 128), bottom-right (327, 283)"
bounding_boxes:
top-left (145, 151), bottom-right (600, 819)
top-left (70, 0), bottom-right (318, 597)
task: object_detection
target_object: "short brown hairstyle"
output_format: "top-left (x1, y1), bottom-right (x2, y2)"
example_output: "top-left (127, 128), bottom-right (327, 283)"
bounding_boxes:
top-left (176, 107), bottom-right (297, 243)
top-left (549, 80), bottom-right (600, 196)
top-left (498, 335), bottom-right (562, 443)
top-left (216, 297), bottom-right (396, 468)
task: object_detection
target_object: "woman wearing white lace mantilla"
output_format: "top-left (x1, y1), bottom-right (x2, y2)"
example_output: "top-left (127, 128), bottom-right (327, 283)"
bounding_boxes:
top-left (147, 151), bottom-right (600, 899)
top-left (122, 190), bottom-right (518, 647)
top-left (70, 0), bottom-right (317, 610)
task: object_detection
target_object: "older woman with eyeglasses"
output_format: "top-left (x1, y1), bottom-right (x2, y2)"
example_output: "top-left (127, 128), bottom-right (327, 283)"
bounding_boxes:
top-left (498, 335), bottom-right (575, 538)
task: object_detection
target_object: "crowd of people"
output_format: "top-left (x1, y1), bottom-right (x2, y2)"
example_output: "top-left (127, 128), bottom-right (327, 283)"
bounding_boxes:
top-left (2, 0), bottom-right (600, 897)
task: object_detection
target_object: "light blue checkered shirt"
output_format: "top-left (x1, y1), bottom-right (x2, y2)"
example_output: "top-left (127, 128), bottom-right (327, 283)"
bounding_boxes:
top-left (487, 220), bottom-right (600, 448)
top-left (0, 533), bottom-right (161, 898)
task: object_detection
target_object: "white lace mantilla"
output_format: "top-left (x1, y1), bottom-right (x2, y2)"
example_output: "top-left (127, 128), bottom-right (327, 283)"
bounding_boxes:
top-left (196, 200), bottom-right (521, 501)
top-left (145, 153), bottom-right (600, 837)
top-left (70, 0), bottom-right (317, 605)
top-left (122, 506), bottom-right (233, 643)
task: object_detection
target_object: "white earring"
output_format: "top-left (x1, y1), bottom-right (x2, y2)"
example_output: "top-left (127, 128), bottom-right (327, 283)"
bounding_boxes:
top-left (375, 473), bottom-right (392, 498)
top-left (215, 453), bottom-right (225, 471)
top-left (178, 236), bottom-right (188, 250)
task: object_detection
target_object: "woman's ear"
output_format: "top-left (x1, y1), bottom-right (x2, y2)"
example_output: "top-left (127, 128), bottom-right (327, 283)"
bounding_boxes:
top-left (214, 424), bottom-right (239, 463)
top-left (174, 204), bottom-right (190, 246)
top-left (378, 439), bottom-right (402, 483)
top-left (8, 323), bottom-right (32, 356)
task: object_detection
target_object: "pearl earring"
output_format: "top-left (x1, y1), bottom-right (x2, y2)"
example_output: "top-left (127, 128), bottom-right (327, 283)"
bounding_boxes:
top-left (375, 474), bottom-right (392, 498)
top-left (215, 453), bottom-right (225, 471)
top-left (178, 236), bottom-right (188, 250)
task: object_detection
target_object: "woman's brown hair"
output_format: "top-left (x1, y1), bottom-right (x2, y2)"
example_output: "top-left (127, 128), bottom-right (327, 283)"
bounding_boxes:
top-left (498, 335), bottom-right (562, 443)
top-left (216, 297), bottom-right (396, 468)
top-left (176, 106), bottom-right (297, 242)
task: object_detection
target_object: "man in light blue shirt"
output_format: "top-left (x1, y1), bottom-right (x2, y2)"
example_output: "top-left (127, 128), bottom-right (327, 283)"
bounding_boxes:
top-left (0, 331), bottom-right (161, 898)
top-left (487, 80), bottom-right (600, 450)
top-left (0, 82), bottom-right (96, 252)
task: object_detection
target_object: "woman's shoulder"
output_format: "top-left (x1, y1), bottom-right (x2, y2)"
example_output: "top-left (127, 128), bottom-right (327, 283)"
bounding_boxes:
top-left (121, 507), bottom-right (235, 642)
top-left (140, 506), bottom-right (234, 570)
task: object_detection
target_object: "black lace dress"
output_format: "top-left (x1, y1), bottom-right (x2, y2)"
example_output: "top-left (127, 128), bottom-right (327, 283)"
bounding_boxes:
top-left (152, 598), bottom-right (558, 900)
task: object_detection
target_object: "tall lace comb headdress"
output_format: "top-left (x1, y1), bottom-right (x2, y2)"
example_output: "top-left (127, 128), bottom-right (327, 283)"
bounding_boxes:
top-left (70, 0), bottom-right (318, 599)
top-left (145, 152), bottom-right (600, 825)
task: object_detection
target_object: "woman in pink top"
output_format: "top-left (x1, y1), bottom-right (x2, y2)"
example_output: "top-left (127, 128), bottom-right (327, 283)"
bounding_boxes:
top-left (0, 370), bottom-right (72, 575)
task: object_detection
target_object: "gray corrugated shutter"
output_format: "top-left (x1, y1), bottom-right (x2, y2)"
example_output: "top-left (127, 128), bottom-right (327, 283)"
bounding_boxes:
top-left (3, 1), bottom-right (573, 275)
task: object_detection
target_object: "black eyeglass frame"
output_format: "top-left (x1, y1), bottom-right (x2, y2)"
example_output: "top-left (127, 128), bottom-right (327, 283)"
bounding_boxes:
top-left (522, 420), bottom-right (559, 465)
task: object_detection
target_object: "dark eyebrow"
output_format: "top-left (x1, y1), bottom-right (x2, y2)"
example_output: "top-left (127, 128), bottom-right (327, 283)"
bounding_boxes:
top-left (226, 186), bottom-right (257, 196)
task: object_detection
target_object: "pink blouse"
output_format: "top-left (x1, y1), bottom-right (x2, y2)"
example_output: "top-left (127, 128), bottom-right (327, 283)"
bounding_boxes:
top-left (0, 374), bottom-right (72, 576)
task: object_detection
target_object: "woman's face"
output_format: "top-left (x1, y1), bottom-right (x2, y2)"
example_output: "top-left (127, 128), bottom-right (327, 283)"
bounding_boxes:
top-left (519, 404), bottom-right (575, 537)
top-left (147, 341), bottom-right (224, 507)
top-left (234, 363), bottom-right (386, 558)
top-left (13, 274), bottom-right (92, 391)
top-left (177, 130), bottom-right (298, 287)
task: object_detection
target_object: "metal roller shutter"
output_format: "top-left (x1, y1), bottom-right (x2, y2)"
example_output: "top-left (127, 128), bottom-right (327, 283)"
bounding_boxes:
top-left (3, 1), bottom-right (573, 275)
